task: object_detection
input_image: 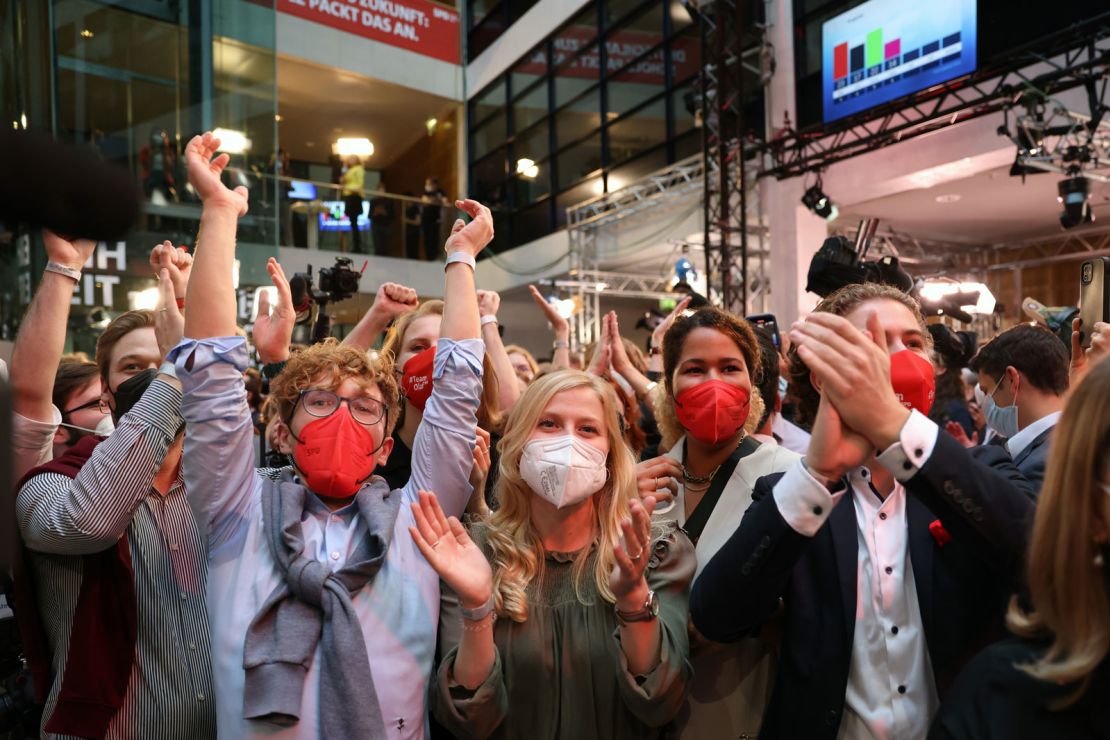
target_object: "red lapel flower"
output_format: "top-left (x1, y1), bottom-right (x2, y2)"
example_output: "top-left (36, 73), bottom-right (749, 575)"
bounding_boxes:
top-left (929, 519), bottom-right (951, 548)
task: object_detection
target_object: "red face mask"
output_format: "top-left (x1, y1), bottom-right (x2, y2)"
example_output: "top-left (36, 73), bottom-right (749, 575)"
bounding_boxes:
top-left (674, 380), bottom-right (751, 445)
top-left (401, 346), bottom-right (435, 411)
top-left (293, 407), bottom-right (379, 499)
top-left (889, 349), bottom-right (936, 415)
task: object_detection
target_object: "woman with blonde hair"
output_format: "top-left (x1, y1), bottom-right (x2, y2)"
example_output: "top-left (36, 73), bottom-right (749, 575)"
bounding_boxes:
top-left (930, 359), bottom-right (1110, 739)
top-left (411, 370), bottom-right (696, 738)
top-left (504, 344), bottom-right (539, 392)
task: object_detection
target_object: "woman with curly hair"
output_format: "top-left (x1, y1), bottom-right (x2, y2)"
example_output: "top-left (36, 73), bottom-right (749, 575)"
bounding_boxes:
top-left (413, 370), bottom-right (696, 739)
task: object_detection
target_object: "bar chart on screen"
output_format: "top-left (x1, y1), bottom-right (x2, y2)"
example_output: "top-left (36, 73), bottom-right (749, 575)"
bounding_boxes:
top-left (821, 0), bottom-right (977, 124)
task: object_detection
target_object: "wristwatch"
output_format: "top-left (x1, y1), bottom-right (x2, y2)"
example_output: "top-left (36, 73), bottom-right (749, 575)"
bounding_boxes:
top-left (615, 589), bottom-right (659, 624)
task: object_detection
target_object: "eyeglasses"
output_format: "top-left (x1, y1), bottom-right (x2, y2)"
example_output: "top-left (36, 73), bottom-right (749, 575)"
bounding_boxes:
top-left (298, 389), bottom-right (387, 426)
top-left (62, 398), bottom-right (111, 416)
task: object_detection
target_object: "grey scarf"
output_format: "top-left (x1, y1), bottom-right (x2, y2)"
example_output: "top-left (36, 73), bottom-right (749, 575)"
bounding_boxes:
top-left (242, 470), bottom-right (401, 739)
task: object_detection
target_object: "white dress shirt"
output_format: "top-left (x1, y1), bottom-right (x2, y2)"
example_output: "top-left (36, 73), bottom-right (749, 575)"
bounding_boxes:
top-left (1005, 411), bottom-right (1061, 459)
top-left (772, 410), bottom-right (942, 739)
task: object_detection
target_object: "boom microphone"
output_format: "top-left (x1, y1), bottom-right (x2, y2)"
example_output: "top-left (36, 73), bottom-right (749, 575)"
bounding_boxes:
top-left (0, 129), bottom-right (141, 242)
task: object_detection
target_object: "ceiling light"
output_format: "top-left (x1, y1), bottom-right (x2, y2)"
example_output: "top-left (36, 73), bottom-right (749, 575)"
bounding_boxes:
top-left (516, 158), bottom-right (539, 179)
top-left (274, 114), bottom-right (283, 122)
top-left (334, 137), bottom-right (374, 157)
top-left (802, 179), bottom-right (838, 221)
top-left (1058, 174), bottom-right (1093, 229)
top-left (426, 117), bottom-right (438, 135)
top-left (918, 280), bottom-right (996, 315)
top-left (212, 127), bottom-right (251, 154)
top-left (20, 112), bottom-right (27, 129)
top-left (80, 28), bottom-right (94, 39)
top-left (934, 194), bottom-right (961, 204)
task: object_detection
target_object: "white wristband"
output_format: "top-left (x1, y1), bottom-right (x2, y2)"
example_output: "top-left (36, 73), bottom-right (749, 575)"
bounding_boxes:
top-left (444, 252), bottom-right (476, 271)
top-left (45, 261), bottom-right (82, 282)
top-left (480, 314), bottom-right (499, 327)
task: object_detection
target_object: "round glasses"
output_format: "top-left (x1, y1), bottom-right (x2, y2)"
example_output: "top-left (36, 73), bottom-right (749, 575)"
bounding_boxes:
top-left (298, 389), bottom-right (387, 426)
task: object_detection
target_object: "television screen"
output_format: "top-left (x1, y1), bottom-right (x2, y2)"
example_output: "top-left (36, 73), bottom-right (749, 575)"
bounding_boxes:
top-left (822, 0), bottom-right (976, 124)
top-left (288, 180), bottom-right (317, 200)
top-left (319, 200), bottom-right (369, 232)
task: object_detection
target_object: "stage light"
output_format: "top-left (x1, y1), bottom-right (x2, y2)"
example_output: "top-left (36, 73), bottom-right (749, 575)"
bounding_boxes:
top-left (919, 280), bottom-right (996, 315)
top-left (802, 180), bottom-right (838, 221)
top-left (1057, 175), bottom-right (1093, 229)
top-left (128, 287), bottom-right (160, 311)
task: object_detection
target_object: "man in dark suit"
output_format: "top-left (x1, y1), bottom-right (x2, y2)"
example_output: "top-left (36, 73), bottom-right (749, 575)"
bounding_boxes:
top-left (969, 324), bottom-right (1068, 492)
top-left (690, 284), bottom-right (1036, 740)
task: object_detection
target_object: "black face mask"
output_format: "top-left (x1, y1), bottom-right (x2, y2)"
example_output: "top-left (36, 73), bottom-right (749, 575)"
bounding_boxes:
top-left (110, 368), bottom-right (158, 422)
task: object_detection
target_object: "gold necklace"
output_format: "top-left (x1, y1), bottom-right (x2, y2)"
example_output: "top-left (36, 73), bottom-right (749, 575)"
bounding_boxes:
top-left (682, 434), bottom-right (746, 486)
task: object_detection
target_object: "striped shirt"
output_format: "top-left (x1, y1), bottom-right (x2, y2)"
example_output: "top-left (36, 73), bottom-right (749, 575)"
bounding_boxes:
top-left (15, 377), bottom-right (216, 740)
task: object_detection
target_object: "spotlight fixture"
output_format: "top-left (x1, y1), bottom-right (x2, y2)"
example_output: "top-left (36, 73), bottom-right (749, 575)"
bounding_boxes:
top-left (801, 178), bottom-right (838, 221)
top-left (1057, 174), bottom-right (1094, 229)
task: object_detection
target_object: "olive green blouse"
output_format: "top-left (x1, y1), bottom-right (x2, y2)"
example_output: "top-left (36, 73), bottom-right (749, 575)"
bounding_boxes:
top-left (433, 522), bottom-right (697, 739)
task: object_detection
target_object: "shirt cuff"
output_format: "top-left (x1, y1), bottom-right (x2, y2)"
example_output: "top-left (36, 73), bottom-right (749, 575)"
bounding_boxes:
top-left (170, 336), bottom-right (250, 376)
top-left (432, 337), bottom-right (484, 380)
top-left (876, 409), bottom-right (939, 482)
top-left (771, 460), bottom-right (846, 537)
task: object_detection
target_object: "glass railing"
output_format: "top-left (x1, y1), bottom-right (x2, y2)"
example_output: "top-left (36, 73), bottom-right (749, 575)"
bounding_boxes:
top-left (140, 170), bottom-right (457, 260)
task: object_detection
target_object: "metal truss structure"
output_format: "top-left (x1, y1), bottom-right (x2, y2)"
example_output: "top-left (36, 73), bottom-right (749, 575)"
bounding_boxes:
top-left (564, 154), bottom-right (706, 350)
top-left (697, 0), bottom-right (748, 315)
top-left (756, 17), bottom-right (1110, 180)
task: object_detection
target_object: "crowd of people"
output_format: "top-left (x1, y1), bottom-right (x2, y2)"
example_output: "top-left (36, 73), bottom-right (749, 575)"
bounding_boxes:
top-left (5, 129), bottom-right (1110, 740)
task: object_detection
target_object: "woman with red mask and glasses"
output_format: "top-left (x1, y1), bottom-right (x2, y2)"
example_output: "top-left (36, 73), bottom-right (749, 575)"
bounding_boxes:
top-left (640, 306), bottom-right (800, 740)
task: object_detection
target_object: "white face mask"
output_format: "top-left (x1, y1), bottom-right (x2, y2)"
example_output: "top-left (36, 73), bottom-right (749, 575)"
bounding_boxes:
top-left (519, 434), bottom-right (608, 509)
top-left (982, 377), bottom-right (1019, 439)
top-left (60, 415), bottom-right (116, 438)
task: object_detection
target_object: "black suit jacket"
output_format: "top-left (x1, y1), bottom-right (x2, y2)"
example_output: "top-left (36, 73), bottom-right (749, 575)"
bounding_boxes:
top-left (929, 639), bottom-right (1110, 739)
top-left (690, 432), bottom-right (1037, 740)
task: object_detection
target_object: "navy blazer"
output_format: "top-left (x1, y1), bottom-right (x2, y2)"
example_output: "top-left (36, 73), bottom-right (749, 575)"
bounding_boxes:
top-left (1010, 426), bottom-right (1053, 493)
top-left (690, 432), bottom-right (1037, 740)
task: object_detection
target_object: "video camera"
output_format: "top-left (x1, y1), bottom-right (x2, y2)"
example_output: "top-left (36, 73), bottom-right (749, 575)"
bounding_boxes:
top-left (288, 256), bottom-right (366, 343)
top-left (806, 218), bottom-right (914, 298)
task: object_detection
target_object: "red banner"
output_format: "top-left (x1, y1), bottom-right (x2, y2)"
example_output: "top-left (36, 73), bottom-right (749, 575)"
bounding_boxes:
top-left (515, 27), bottom-right (699, 85)
top-left (278, 0), bottom-right (460, 64)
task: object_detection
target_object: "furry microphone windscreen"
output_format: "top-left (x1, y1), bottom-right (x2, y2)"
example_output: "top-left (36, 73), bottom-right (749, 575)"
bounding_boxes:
top-left (0, 129), bottom-right (141, 242)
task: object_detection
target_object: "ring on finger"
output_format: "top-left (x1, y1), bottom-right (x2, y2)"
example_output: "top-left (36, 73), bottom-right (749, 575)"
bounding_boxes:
top-left (630, 549), bottom-right (643, 561)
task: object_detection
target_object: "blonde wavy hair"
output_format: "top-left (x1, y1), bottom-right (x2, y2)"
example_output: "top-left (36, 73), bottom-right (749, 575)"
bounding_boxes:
top-left (1007, 359), bottom-right (1110, 706)
top-left (486, 370), bottom-right (639, 622)
top-left (380, 298), bottom-right (503, 432)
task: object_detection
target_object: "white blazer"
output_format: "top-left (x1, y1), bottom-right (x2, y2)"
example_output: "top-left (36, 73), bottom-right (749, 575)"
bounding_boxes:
top-left (656, 435), bottom-right (800, 740)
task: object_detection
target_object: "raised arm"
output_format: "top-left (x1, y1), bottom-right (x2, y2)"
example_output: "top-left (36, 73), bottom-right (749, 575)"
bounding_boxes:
top-left (648, 296), bottom-right (691, 374)
top-left (441, 200), bottom-right (490, 341)
top-left (172, 131), bottom-right (258, 551)
top-left (11, 232), bottom-right (96, 424)
top-left (528, 284), bottom-right (570, 368)
top-left (405, 200), bottom-right (493, 517)
top-left (477, 290), bottom-right (520, 412)
top-left (182, 131), bottom-right (248, 340)
top-left (342, 282), bottom-right (418, 352)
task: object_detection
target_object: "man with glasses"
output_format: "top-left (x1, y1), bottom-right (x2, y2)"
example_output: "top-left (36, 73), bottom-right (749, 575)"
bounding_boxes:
top-left (171, 131), bottom-right (491, 739)
top-left (14, 237), bottom-right (215, 739)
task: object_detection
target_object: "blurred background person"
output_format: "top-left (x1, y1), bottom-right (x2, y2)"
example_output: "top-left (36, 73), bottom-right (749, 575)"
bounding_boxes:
top-left (930, 359), bottom-right (1110, 739)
